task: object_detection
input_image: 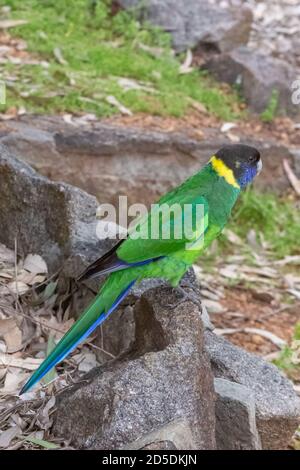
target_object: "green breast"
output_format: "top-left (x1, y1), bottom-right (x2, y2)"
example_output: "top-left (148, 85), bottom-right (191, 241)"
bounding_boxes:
top-left (203, 163), bottom-right (240, 228)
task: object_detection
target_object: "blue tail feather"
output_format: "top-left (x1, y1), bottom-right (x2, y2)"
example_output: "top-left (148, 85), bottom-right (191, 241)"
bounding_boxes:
top-left (19, 280), bottom-right (136, 395)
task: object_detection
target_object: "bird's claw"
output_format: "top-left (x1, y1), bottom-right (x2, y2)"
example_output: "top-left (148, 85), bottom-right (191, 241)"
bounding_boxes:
top-left (167, 285), bottom-right (202, 310)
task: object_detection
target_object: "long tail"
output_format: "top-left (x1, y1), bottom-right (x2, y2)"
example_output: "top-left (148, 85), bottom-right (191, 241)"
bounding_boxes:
top-left (20, 275), bottom-right (136, 395)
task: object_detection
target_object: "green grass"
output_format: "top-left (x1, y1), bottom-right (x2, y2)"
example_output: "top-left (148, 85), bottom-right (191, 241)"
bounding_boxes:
top-left (274, 324), bottom-right (300, 381)
top-left (261, 89), bottom-right (279, 122)
top-left (0, 0), bottom-right (241, 119)
top-left (230, 189), bottom-right (300, 258)
top-left (200, 189), bottom-right (300, 262)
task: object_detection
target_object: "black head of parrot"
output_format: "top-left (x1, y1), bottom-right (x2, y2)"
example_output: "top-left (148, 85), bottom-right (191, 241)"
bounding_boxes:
top-left (215, 144), bottom-right (262, 188)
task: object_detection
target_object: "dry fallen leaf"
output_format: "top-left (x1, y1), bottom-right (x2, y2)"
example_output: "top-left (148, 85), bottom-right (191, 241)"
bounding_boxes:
top-left (0, 367), bottom-right (7, 381)
top-left (293, 384), bottom-right (300, 396)
top-left (215, 327), bottom-right (287, 348)
top-left (0, 20), bottom-right (28, 29)
top-left (74, 350), bottom-right (97, 373)
top-left (62, 113), bottom-right (74, 125)
top-left (117, 77), bottom-right (156, 94)
top-left (203, 299), bottom-right (225, 314)
top-left (106, 95), bottom-right (132, 116)
top-left (4, 281), bottom-right (30, 295)
top-left (283, 159), bottom-right (300, 196)
top-left (73, 113), bottom-right (97, 125)
top-left (223, 229), bottom-right (243, 246)
top-left (41, 317), bottom-right (74, 340)
top-left (0, 272), bottom-right (13, 280)
top-left (247, 228), bottom-right (259, 249)
top-left (0, 318), bottom-right (23, 353)
top-left (220, 265), bottom-right (239, 279)
top-left (283, 274), bottom-right (300, 289)
top-left (53, 47), bottom-right (68, 65)
top-left (227, 133), bottom-right (240, 142)
top-left (200, 289), bottom-right (222, 301)
top-left (17, 270), bottom-right (46, 286)
top-left (0, 368), bottom-right (28, 394)
top-left (23, 254), bottom-right (48, 274)
top-left (36, 396), bottom-right (56, 430)
top-left (0, 244), bottom-right (15, 263)
top-left (288, 289), bottom-right (300, 300)
top-left (137, 42), bottom-right (167, 58)
top-left (0, 426), bottom-right (21, 448)
top-left (179, 49), bottom-right (193, 74)
top-left (276, 256), bottom-right (300, 266)
top-left (241, 266), bottom-right (278, 279)
top-left (0, 354), bottom-right (43, 370)
top-left (221, 122), bottom-right (237, 133)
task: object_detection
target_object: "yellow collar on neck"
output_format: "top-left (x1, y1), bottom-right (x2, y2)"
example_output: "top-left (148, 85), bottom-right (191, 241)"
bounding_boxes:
top-left (210, 156), bottom-right (240, 189)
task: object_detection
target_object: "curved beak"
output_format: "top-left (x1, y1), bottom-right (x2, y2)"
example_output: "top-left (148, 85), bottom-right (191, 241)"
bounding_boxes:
top-left (257, 159), bottom-right (263, 175)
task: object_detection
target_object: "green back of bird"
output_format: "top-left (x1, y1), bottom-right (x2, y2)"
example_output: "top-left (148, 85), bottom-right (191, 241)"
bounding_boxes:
top-left (117, 162), bottom-right (240, 264)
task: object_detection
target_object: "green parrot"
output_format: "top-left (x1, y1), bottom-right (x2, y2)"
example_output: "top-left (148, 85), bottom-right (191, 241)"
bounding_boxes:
top-left (20, 144), bottom-right (262, 394)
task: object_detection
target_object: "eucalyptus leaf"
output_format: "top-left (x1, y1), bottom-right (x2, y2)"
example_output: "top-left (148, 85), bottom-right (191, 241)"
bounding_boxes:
top-left (23, 435), bottom-right (59, 449)
top-left (42, 334), bottom-right (57, 386)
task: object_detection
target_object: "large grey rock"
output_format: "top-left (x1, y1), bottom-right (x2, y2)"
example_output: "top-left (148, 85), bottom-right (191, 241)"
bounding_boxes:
top-left (203, 47), bottom-right (300, 117)
top-left (94, 269), bottom-right (213, 364)
top-left (93, 305), bottom-right (136, 364)
top-left (0, 143), bottom-right (112, 273)
top-left (245, 0), bottom-right (300, 71)
top-left (117, 0), bottom-right (252, 53)
top-left (215, 378), bottom-right (261, 450)
top-left (291, 149), bottom-right (300, 177)
top-left (124, 418), bottom-right (195, 450)
top-left (53, 285), bottom-right (216, 449)
top-left (205, 331), bottom-right (300, 450)
top-left (0, 117), bottom-right (298, 208)
top-left (0, 116), bottom-right (229, 207)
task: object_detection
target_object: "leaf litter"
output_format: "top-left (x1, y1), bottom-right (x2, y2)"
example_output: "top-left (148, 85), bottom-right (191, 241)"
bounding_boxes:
top-left (194, 225), bottom-right (300, 390)
top-left (195, 225), bottom-right (300, 451)
top-left (0, 243), bottom-right (103, 449)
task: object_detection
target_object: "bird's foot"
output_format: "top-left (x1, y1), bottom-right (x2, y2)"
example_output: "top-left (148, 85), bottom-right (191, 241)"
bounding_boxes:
top-left (167, 285), bottom-right (202, 310)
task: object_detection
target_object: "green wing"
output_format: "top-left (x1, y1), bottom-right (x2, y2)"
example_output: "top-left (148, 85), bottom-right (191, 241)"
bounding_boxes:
top-left (117, 168), bottom-right (212, 263)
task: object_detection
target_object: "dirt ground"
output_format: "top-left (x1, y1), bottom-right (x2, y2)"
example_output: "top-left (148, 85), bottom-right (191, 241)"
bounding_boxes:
top-left (106, 111), bottom-right (300, 147)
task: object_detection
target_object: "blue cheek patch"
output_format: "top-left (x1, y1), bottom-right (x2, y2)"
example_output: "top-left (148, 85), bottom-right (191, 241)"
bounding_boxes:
top-left (238, 164), bottom-right (257, 187)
